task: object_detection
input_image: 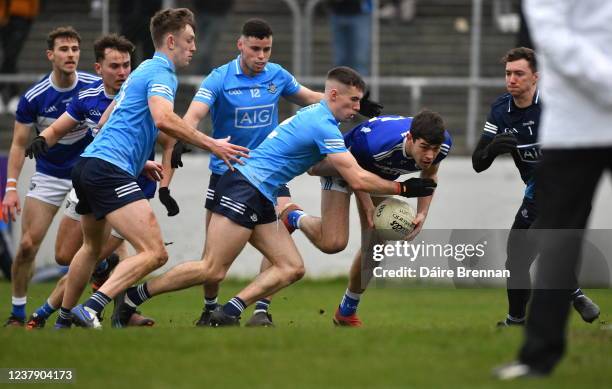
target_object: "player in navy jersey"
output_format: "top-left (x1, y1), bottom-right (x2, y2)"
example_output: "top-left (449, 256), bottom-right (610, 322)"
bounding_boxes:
top-left (472, 47), bottom-right (599, 327)
top-left (115, 67), bottom-right (436, 328)
top-left (1, 27), bottom-right (100, 327)
top-left (287, 110), bottom-right (451, 326)
top-left (22, 34), bottom-right (173, 328)
top-left (176, 18), bottom-right (382, 327)
top-left (53, 9), bottom-right (247, 329)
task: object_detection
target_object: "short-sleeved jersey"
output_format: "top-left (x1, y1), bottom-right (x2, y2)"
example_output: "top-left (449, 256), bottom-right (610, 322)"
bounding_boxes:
top-left (481, 90), bottom-right (541, 199)
top-left (15, 71), bottom-right (100, 178)
top-left (236, 100), bottom-right (347, 204)
top-left (67, 80), bottom-right (156, 198)
top-left (82, 52), bottom-right (177, 177)
top-left (344, 115), bottom-right (452, 180)
top-left (193, 56), bottom-right (302, 175)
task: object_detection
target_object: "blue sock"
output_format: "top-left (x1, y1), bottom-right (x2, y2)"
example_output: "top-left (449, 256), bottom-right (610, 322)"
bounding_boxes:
top-left (34, 299), bottom-right (57, 319)
top-left (125, 283), bottom-right (151, 307)
top-left (204, 296), bottom-right (218, 311)
top-left (56, 307), bottom-right (72, 327)
top-left (571, 288), bottom-right (584, 299)
top-left (254, 298), bottom-right (271, 313)
top-left (223, 297), bottom-right (246, 317)
top-left (339, 289), bottom-right (361, 316)
top-left (11, 296), bottom-right (27, 319)
top-left (84, 291), bottom-right (112, 314)
top-left (287, 210), bottom-right (306, 230)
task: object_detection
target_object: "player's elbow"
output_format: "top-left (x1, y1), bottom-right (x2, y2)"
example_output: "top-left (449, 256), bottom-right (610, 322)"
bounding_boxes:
top-left (346, 172), bottom-right (369, 192)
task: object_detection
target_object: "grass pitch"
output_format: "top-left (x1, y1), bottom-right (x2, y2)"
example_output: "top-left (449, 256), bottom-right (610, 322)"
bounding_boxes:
top-left (1, 279), bottom-right (610, 389)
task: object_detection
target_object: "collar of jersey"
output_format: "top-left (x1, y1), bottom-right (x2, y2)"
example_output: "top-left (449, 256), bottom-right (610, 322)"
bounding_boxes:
top-left (233, 55), bottom-right (268, 77)
top-left (48, 71), bottom-right (79, 92)
top-left (508, 88), bottom-right (540, 112)
top-left (152, 51), bottom-right (175, 72)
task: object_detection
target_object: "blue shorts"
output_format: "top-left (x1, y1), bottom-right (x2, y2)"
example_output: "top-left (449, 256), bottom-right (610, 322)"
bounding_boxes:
top-left (71, 157), bottom-right (146, 220)
top-left (205, 172), bottom-right (291, 211)
top-left (211, 170), bottom-right (277, 229)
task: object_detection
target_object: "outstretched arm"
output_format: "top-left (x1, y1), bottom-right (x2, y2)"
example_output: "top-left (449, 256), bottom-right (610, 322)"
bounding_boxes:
top-left (148, 96), bottom-right (249, 170)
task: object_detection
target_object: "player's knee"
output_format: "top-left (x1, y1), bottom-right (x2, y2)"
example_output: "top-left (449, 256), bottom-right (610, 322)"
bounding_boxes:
top-left (152, 247), bottom-right (169, 268)
top-left (320, 238), bottom-right (348, 254)
top-left (16, 235), bottom-right (39, 263)
top-left (201, 263), bottom-right (227, 285)
top-left (55, 252), bottom-right (72, 266)
top-left (283, 263), bottom-right (305, 284)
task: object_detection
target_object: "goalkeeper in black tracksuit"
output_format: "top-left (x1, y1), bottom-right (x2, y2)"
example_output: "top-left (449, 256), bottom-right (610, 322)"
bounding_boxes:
top-left (472, 47), bottom-right (600, 327)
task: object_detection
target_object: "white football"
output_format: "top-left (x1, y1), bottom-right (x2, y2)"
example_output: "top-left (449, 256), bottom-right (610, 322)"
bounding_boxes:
top-left (373, 198), bottom-right (416, 241)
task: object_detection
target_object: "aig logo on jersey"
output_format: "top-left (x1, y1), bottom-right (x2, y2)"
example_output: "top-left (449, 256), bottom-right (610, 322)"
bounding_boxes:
top-left (516, 143), bottom-right (542, 163)
top-left (235, 104), bottom-right (274, 128)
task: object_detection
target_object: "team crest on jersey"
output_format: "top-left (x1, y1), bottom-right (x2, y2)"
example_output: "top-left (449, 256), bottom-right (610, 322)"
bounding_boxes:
top-left (267, 82), bottom-right (277, 94)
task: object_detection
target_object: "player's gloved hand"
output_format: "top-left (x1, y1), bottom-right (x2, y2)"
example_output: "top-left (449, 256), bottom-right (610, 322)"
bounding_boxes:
top-left (397, 178), bottom-right (437, 198)
top-left (158, 187), bottom-right (179, 216)
top-left (25, 136), bottom-right (49, 159)
top-left (484, 133), bottom-right (517, 158)
top-left (359, 90), bottom-right (384, 118)
top-left (171, 141), bottom-right (192, 168)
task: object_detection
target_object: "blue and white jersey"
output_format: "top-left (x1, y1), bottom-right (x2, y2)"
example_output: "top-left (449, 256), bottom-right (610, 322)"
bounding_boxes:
top-left (15, 71), bottom-right (100, 179)
top-left (66, 79), bottom-right (111, 135)
top-left (193, 56), bottom-right (302, 175)
top-left (83, 52), bottom-right (177, 177)
top-left (481, 90), bottom-right (541, 199)
top-left (67, 80), bottom-right (156, 198)
top-left (236, 101), bottom-right (347, 204)
top-left (344, 115), bottom-right (452, 180)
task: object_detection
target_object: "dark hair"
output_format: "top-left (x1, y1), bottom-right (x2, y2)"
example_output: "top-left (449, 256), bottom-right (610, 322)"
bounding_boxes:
top-left (47, 26), bottom-right (81, 50)
top-left (326, 66), bottom-right (365, 92)
top-left (410, 109), bottom-right (446, 145)
top-left (501, 47), bottom-right (537, 72)
top-left (150, 8), bottom-right (195, 48)
top-left (241, 18), bottom-right (273, 39)
top-left (93, 34), bottom-right (135, 62)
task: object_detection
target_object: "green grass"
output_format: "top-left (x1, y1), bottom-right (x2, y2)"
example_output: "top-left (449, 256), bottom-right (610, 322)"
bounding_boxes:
top-left (1, 279), bottom-right (610, 389)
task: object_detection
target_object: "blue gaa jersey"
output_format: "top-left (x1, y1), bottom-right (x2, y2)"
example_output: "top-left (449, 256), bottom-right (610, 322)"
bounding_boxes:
top-left (344, 115), bottom-right (452, 180)
top-left (66, 80), bottom-right (156, 198)
top-left (482, 90), bottom-right (541, 199)
top-left (16, 71), bottom-right (100, 179)
top-left (193, 55), bottom-right (301, 175)
top-left (236, 100), bottom-right (347, 204)
top-left (83, 52), bottom-right (177, 178)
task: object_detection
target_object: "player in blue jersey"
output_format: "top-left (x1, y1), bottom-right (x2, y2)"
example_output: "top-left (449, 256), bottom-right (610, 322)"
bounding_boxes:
top-left (178, 18), bottom-right (360, 327)
top-left (1, 26), bottom-right (100, 327)
top-left (472, 47), bottom-right (599, 327)
top-left (22, 34), bottom-right (171, 329)
top-left (287, 110), bottom-right (451, 326)
top-left (110, 67), bottom-right (436, 328)
top-left (43, 9), bottom-right (248, 329)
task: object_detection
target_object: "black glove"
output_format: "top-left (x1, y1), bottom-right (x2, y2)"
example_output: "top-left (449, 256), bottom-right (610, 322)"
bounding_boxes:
top-left (398, 178), bottom-right (437, 198)
top-left (25, 136), bottom-right (49, 159)
top-left (171, 141), bottom-right (192, 168)
top-left (484, 133), bottom-right (518, 158)
top-left (158, 187), bottom-right (179, 216)
top-left (359, 90), bottom-right (384, 118)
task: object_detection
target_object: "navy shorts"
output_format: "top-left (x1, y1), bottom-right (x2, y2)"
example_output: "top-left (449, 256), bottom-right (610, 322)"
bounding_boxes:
top-left (211, 170), bottom-right (277, 229)
top-left (205, 172), bottom-right (291, 210)
top-left (71, 157), bottom-right (146, 220)
top-left (511, 197), bottom-right (538, 230)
